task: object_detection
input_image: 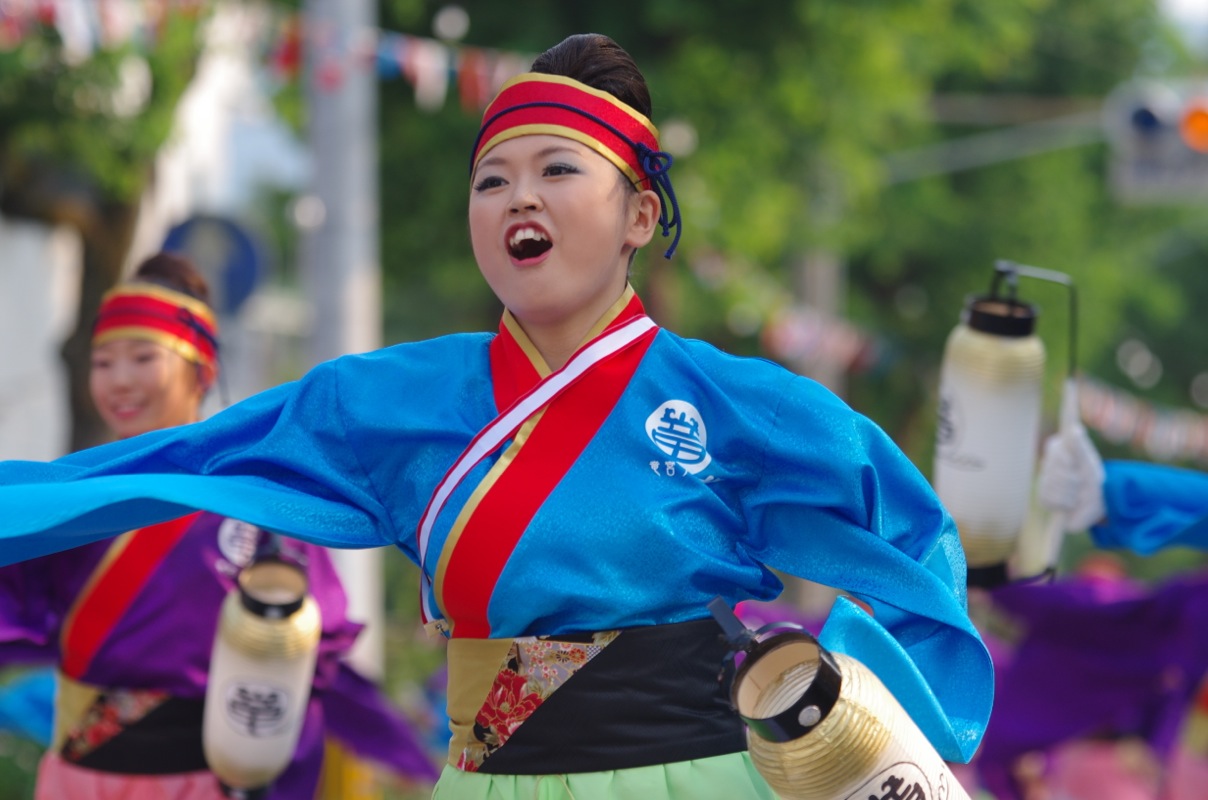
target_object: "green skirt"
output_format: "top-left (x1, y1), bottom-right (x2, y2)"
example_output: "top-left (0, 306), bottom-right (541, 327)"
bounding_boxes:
top-left (430, 751), bottom-right (776, 799)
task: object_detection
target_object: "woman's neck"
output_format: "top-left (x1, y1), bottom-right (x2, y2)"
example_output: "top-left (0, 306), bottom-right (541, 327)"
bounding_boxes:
top-left (524, 322), bottom-right (591, 372)
top-left (516, 285), bottom-right (634, 372)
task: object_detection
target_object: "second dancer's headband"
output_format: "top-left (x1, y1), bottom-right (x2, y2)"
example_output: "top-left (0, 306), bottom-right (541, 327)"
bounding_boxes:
top-left (470, 72), bottom-right (682, 258)
top-left (93, 281), bottom-right (219, 387)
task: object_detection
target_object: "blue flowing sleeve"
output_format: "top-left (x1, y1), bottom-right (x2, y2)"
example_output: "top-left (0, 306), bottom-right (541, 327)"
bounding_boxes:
top-left (740, 376), bottom-right (993, 763)
top-left (0, 358), bottom-right (398, 566)
top-left (1091, 460), bottom-right (1208, 554)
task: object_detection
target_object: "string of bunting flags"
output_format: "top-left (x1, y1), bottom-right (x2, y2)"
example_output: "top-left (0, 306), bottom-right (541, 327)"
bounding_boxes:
top-left (374, 30), bottom-right (532, 111)
top-left (1078, 375), bottom-right (1208, 466)
top-left (0, 0), bottom-right (207, 56)
top-left (0, 1), bottom-right (530, 114)
top-left (265, 13), bottom-right (534, 112)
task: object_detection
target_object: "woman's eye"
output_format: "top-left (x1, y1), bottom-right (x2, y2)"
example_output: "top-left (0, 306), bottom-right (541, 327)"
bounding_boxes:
top-left (473, 175), bottom-right (505, 192)
top-left (544, 163), bottom-right (579, 177)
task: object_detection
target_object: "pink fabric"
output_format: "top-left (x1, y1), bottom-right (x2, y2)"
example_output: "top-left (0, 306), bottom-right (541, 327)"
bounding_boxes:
top-left (1167, 746), bottom-right (1208, 800)
top-left (36, 752), bottom-right (227, 800)
top-left (947, 760), bottom-right (981, 797)
top-left (1044, 740), bottom-right (1161, 800)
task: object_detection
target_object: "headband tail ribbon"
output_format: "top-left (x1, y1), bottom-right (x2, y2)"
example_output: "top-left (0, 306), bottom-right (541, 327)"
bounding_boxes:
top-left (635, 143), bottom-right (681, 259)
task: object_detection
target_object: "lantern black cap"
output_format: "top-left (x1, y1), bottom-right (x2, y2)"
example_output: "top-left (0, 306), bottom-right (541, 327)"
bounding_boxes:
top-left (963, 295), bottom-right (1037, 338)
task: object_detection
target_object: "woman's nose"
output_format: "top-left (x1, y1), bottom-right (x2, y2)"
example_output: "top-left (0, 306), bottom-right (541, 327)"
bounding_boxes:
top-left (508, 184), bottom-right (543, 214)
top-left (109, 361), bottom-right (135, 386)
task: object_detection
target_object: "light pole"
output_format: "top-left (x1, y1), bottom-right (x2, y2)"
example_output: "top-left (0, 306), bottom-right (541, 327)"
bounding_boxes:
top-left (300, 0), bottom-right (384, 683)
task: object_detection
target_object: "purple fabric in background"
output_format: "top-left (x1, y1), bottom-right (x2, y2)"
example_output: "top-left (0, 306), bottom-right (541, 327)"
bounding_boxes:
top-left (735, 598), bottom-right (826, 636)
top-left (0, 513), bottom-right (440, 793)
top-left (976, 570), bottom-right (1208, 799)
top-left (321, 662), bottom-right (441, 783)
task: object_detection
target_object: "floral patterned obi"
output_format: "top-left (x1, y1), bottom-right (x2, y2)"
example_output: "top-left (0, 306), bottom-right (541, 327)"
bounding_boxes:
top-left (446, 618), bottom-right (747, 775)
top-left (55, 672), bottom-right (207, 774)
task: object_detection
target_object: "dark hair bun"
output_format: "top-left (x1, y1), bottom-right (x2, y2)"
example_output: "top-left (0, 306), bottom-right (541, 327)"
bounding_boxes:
top-left (134, 252), bottom-right (212, 307)
top-left (530, 33), bottom-right (652, 118)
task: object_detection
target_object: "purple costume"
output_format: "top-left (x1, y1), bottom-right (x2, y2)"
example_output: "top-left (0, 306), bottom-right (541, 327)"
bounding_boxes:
top-left (0, 512), bottom-right (438, 795)
top-left (976, 571), bottom-right (1208, 798)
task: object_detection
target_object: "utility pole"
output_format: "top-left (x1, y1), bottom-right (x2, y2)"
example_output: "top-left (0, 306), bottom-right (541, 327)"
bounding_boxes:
top-left (794, 248), bottom-right (847, 397)
top-left (300, 0), bottom-right (384, 683)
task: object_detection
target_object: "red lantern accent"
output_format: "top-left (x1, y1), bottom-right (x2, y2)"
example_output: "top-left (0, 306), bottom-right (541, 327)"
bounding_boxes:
top-left (1179, 99), bottom-right (1208, 153)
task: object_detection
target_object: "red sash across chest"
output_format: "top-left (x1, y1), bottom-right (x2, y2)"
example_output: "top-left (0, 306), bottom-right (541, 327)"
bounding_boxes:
top-left (60, 512), bottom-right (202, 679)
top-left (419, 296), bottom-right (656, 638)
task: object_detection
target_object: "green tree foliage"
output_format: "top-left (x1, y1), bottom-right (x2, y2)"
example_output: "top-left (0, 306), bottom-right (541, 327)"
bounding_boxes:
top-left (0, 12), bottom-right (200, 201)
top-left (0, 6), bottom-right (207, 450)
top-left (379, 0), bottom-right (1056, 345)
top-left (377, 0), bottom-right (1203, 471)
top-left (849, 0), bottom-right (1204, 458)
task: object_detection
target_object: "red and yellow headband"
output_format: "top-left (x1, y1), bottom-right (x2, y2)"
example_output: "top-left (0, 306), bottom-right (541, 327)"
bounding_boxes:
top-left (471, 72), bottom-right (682, 257)
top-left (92, 282), bottom-right (219, 377)
top-left (473, 73), bottom-right (660, 188)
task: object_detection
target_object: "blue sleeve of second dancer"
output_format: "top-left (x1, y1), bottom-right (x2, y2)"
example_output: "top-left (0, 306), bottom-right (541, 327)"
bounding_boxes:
top-left (0, 358), bottom-right (399, 566)
top-left (1092, 460), bottom-right (1208, 554)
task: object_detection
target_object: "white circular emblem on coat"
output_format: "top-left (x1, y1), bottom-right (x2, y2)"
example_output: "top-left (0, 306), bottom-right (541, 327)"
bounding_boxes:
top-left (646, 400), bottom-right (712, 474)
top-left (217, 518), bottom-right (260, 567)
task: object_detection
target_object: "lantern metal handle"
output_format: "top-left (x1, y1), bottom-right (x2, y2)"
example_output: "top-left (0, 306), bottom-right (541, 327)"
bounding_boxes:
top-left (993, 258), bottom-right (1078, 379)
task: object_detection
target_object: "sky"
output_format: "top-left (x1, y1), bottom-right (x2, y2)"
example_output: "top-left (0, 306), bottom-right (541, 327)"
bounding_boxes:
top-left (1162, 0), bottom-right (1208, 53)
top-left (1163, 0), bottom-right (1208, 23)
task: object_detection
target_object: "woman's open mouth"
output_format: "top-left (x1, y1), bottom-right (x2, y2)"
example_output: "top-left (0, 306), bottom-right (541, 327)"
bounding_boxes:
top-left (507, 225), bottom-right (553, 262)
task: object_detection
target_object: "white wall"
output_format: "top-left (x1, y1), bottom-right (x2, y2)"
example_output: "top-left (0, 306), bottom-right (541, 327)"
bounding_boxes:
top-left (0, 3), bottom-right (308, 455)
top-left (0, 3), bottom-right (382, 675)
top-left (0, 218), bottom-right (82, 460)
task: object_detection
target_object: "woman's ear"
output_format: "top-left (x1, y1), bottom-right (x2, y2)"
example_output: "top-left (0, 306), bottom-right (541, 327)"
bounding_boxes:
top-left (624, 189), bottom-right (661, 250)
top-left (197, 363), bottom-right (217, 398)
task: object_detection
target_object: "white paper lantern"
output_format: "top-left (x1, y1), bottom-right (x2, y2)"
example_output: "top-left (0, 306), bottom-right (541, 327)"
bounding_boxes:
top-left (934, 294), bottom-right (1045, 582)
top-left (713, 601), bottom-right (970, 800)
top-left (203, 558), bottom-right (322, 798)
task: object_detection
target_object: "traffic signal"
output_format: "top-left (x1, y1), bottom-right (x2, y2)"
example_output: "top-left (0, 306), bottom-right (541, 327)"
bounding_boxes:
top-left (1181, 98), bottom-right (1208, 153)
top-left (1102, 78), bottom-right (1208, 203)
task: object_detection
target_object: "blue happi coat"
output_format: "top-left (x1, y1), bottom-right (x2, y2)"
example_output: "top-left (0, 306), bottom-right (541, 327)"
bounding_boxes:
top-left (0, 316), bottom-right (992, 763)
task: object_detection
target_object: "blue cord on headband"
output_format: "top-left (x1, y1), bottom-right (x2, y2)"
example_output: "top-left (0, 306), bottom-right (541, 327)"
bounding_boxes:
top-left (635, 143), bottom-right (682, 259)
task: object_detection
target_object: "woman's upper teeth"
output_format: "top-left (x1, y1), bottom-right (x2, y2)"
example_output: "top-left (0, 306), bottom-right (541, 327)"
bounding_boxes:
top-left (509, 228), bottom-right (548, 247)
